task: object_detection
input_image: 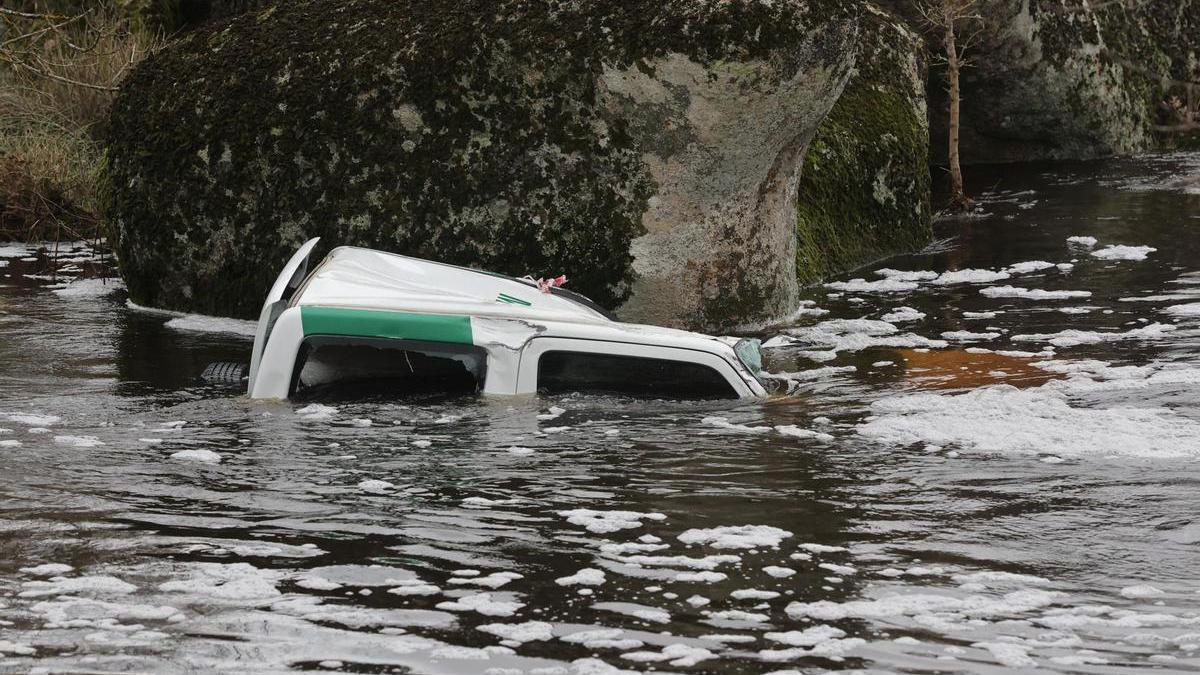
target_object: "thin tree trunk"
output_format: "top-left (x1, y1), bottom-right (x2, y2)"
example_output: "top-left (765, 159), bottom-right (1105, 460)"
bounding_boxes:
top-left (945, 19), bottom-right (971, 212)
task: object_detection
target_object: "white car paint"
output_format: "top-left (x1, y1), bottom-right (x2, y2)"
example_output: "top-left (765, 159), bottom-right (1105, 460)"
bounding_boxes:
top-left (248, 240), bottom-right (767, 399)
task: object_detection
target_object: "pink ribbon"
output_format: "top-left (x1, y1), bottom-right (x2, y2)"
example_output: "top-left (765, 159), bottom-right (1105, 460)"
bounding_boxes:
top-left (534, 275), bottom-right (567, 294)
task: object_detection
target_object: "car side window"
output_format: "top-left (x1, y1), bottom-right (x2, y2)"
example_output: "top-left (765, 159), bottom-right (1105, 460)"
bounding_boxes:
top-left (536, 350), bottom-right (736, 399)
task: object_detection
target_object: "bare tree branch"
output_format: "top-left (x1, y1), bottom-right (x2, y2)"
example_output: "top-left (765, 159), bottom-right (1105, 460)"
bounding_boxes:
top-left (0, 11), bottom-right (88, 49)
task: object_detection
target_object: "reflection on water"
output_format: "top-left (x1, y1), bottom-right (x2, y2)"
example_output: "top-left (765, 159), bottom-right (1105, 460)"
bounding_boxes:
top-left (1, 154), bottom-right (1199, 673)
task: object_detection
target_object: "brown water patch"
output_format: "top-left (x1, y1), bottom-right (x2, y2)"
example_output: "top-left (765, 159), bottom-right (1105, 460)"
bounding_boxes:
top-left (888, 348), bottom-right (1062, 390)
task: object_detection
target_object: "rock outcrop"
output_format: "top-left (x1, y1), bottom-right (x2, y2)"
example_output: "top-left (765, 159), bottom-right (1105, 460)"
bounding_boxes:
top-left (794, 4), bottom-right (931, 286)
top-left (927, 0), bottom-right (1199, 163)
top-left (106, 0), bottom-right (857, 330)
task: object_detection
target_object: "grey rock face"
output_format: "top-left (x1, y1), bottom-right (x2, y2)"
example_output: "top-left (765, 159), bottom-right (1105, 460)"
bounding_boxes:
top-left (106, 0), bottom-right (857, 329)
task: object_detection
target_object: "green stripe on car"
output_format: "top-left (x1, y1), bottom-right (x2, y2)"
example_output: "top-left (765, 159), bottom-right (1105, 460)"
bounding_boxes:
top-left (300, 306), bottom-right (473, 344)
top-left (497, 293), bottom-right (531, 306)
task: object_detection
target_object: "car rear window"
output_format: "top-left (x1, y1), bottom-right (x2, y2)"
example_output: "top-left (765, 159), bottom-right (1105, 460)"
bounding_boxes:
top-left (291, 337), bottom-right (486, 400)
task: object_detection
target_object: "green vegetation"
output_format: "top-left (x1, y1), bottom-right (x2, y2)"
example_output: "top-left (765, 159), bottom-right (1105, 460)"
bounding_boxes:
top-left (0, 4), bottom-right (161, 241)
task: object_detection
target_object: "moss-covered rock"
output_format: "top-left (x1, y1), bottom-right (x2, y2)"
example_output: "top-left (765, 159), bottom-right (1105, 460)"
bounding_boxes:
top-left (795, 4), bottom-right (931, 285)
top-left (106, 0), bottom-right (857, 329)
top-left (930, 0), bottom-right (1199, 163)
top-left (176, 0), bottom-right (277, 28)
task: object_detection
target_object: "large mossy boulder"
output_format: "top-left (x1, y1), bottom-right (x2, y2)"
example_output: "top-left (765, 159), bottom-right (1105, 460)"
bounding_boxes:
top-left (106, 0), bottom-right (857, 330)
top-left (795, 4), bottom-right (931, 285)
top-left (928, 0), bottom-right (1199, 163)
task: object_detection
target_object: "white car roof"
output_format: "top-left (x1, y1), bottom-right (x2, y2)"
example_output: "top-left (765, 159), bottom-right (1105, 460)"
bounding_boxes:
top-left (294, 246), bottom-right (612, 324)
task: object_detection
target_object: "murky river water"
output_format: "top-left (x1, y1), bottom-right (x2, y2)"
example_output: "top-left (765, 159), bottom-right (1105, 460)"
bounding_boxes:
top-left (1, 154), bottom-right (1199, 674)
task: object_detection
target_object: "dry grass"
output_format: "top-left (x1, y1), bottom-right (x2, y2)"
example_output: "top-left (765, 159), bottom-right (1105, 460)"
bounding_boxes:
top-left (0, 8), bottom-right (161, 241)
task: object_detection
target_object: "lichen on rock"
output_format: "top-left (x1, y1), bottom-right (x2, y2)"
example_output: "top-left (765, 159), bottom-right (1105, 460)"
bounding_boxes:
top-left (106, 0), bottom-right (858, 329)
top-left (794, 3), bottom-right (932, 287)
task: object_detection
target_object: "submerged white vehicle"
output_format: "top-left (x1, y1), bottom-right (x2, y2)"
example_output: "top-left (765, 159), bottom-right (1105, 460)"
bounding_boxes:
top-left (217, 239), bottom-right (767, 400)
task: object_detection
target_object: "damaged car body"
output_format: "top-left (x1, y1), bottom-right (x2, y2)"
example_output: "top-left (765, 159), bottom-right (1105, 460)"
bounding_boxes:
top-left (232, 239), bottom-right (767, 400)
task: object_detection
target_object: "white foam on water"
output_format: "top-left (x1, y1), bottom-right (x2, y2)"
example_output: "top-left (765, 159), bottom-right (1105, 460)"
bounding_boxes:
top-left (606, 553), bottom-right (739, 570)
top-left (785, 588), bottom-right (1061, 622)
top-left (763, 566), bottom-right (796, 578)
top-left (537, 406), bottom-right (567, 421)
top-left (731, 589), bottom-right (781, 600)
top-left (435, 593), bottom-right (524, 617)
top-left (170, 449), bottom-right (222, 463)
top-left (931, 268), bottom-right (1011, 285)
top-left (980, 286), bottom-right (1092, 300)
top-left (701, 416), bottom-right (772, 434)
top-left (53, 435), bottom-right (104, 448)
top-left (1120, 584), bottom-right (1165, 598)
top-left (598, 541), bottom-right (670, 556)
top-left (858, 382), bottom-right (1200, 458)
top-left (1005, 260), bottom-right (1057, 274)
top-left (818, 562), bottom-right (857, 576)
top-left (619, 643), bottom-right (715, 667)
top-left (461, 496), bottom-right (521, 508)
top-left (765, 624), bottom-right (846, 647)
top-left (556, 569), bottom-right (606, 586)
top-left (705, 609), bottom-right (770, 624)
top-left (50, 278), bottom-right (126, 298)
top-left (594, 602), bottom-right (671, 624)
top-left (164, 314), bottom-right (257, 337)
top-left (761, 366), bottom-right (856, 383)
top-left (677, 525), bottom-right (792, 550)
top-left (700, 634), bottom-right (757, 644)
top-left (825, 278), bottom-right (918, 293)
top-left (296, 403), bottom-right (337, 420)
top-left (159, 562), bottom-right (281, 600)
top-left (941, 330), bottom-right (1000, 342)
top-left (798, 543), bottom-right (847, 554)
top-left (477, 621), bottom-right (554, 643)
top-left (880, 306), bottom-right (925, 322)
top-left (20, 575), bottom-right (137, 598)
top-left (1, 412), bottom-right (61, 426)
top-left (0, 640), bottom-right (36, 656)
top-left (672, 571), bottom-right (727, 583)
top-left (1012, 322), bottom-right (1176, 347)
top-left (1067, 235), bottom-right (1097, 247)
top-left (0, 244), bottom-right (36, 258)
top-left (875, 268), bottom-right (940, 282)
top-left (557, 508), bottom-right (666, 534)
top-left (973, 641), bottom-right (1037, 667)
top-left (1165, 303), bottom-right (1200, 317)
top-left (764, 319), bottom-right (948, 355)
top-left (19, 563), bottom-right (73, 577)
top-left (449, 572), bottom-right (523, 589)
top-left (757, 636), bottom-right (866, 662)
top-left (560, 628), bottom-right (645, 651)
top-left (388, 580), bottom-right (441, 596)
top-left (774, 425), bottom-right (834, 442)
top-left (1092, 245), bottom-right (1156, 261)
top-left (357, 479), bottom-right (394, 494)
top-left (295, 576), bottom-right (343, 591)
